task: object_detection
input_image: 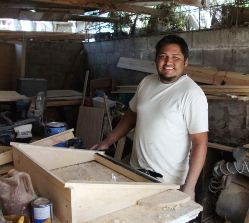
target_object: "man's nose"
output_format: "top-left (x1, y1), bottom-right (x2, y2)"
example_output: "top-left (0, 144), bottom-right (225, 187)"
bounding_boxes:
top-left (164, 56), bottom-right (173, 64)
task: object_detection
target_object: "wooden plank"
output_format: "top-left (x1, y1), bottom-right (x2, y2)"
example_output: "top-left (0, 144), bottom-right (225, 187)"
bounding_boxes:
top-left (137, 189), bottom-right (190, 208)
top-left (51, 161), bottom-right (133, 182)
top-left (0, 164), bottom-right (13, 175)
top-left (95, 153), bottom-right (159, 182)
top-left (87, 191), bottom-right (202, 223)
top-left (0, 146), bottom-right (12, 153)
top-left (46, 99), bottom-right (81, 107)
top-left (65, 181), bottom-right (179, 222)
top-left (82, 70), bottom-right (89, 105)
top-left (76, 106), bottom-right (105, 148)
top-left (11, 142), bottom-right (97, 170)
top-left (115, 136), bottom-right (126, 160)
top-left (0, 91), bottom-right (28, 101)
top-left (186, 67), bottom-right (249, 85)
top-left (31, 128), bottom-right (75, 146)
top-left (21, 1), bottom-right (166, 16)
top-left (244, 208), bottom-right (249, 223)
top-left (201, 85), bottom-right (249, 95)
top-left (0, 150), bottom-right (13, 166)
top-left (0, 30), bottom-right (86, 41)
top-left (47, 90), bottom-right (82, 99)
top-left (208, 142), bottom-right (235, 152)
top-left (243, 144), bottom-right (249, 149)
top-left (117, 57), bottom-right (156, 74)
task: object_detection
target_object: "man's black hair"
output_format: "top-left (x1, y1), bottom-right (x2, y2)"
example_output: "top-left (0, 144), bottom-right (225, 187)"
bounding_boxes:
top-left (155, 34), bottom-right (189, 60)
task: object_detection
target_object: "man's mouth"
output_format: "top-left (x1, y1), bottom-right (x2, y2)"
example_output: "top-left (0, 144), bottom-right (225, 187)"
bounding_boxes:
top-left (162, 65), bottom-right (174, 70)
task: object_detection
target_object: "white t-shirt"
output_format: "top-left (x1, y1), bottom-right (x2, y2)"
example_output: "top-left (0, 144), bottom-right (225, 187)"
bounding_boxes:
top-left (129, 74), bottom-right (208, 185)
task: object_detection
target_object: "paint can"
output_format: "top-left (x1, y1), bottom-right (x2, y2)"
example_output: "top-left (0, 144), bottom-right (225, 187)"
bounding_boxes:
top-left (45, 122), bottom-right (67, 147)
top-left (31, 197), bottom-right (53, 223)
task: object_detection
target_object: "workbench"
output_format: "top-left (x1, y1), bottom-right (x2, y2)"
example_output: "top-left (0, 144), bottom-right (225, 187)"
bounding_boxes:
top-left (11, 143), bottom-right (202, 223)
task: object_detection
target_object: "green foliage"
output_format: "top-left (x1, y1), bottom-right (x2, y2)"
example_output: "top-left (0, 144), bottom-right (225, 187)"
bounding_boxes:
top-left (153, 2), bottom-right (186, 32)
top-left (108, 11), bottom-right (133, 33)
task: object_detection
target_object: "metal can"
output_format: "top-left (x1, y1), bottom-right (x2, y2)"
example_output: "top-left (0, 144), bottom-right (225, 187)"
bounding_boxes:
top-left (45, 122), bottom-right (68, 147)
top-left (31, 197), bottom-right (53, 223)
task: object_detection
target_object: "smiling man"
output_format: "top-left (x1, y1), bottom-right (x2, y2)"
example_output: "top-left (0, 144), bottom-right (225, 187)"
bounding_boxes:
top-left (92, 35), bottom-right (208, 200)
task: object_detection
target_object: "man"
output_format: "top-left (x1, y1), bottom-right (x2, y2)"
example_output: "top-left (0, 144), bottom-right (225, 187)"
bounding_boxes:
top-left (92, 35), bottom-right (208, 200)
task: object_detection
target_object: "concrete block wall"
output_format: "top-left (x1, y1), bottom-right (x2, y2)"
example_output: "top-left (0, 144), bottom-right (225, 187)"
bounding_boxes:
top-left (85, 28), bottom-right (249, 145)
top-left (85, 27), bottom-right (249, 84)
top-left (25, 41), bottom-right (85, 89)
top-left (209, 100), bottom-right (249, 145)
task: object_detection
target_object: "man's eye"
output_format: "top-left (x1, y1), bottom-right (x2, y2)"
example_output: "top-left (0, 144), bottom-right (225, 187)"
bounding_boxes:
top-left (158, 55), bottom-right (166, 59)
top-left (173, 56), bottom-right (180, 60)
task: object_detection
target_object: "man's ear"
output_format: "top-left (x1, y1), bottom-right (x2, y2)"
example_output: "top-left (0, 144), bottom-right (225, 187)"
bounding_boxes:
top-left (184, 58), bottom-right (188, 67)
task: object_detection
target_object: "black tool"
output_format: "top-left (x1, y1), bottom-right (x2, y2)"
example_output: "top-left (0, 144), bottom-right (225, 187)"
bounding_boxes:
top-left (138, 168), bottom-right (163, 179)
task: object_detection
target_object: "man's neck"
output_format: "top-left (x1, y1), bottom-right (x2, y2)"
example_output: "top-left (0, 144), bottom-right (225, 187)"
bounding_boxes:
top-left (159, 74), bottom-right (185, 84)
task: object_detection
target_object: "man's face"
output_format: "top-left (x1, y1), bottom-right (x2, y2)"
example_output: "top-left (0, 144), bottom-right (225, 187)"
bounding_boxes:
top-left (156, 43), bottom-right (188, 83)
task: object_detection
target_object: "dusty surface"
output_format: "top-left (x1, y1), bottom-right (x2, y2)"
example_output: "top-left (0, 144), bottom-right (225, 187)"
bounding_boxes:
top-left (51, 161), bottom-right (133, 182)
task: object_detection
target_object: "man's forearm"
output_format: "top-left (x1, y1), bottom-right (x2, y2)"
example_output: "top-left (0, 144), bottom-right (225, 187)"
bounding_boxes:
top-left (100, 108), bottom-right (137, 147)
top-left (184, 143), bottom-right (207, 190)
top-left (182, 132), bottom-right (208, 198)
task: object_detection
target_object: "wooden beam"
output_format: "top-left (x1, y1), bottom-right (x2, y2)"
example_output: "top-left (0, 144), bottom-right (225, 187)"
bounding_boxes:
top-left (201, 85), bottom-right (249, 95)
top-left (0, 30), bottom-right (87, 41)
top-left (31, 129), bottom-right (75, 146)
top-left (17, 10), bottom-right (123, 22)
top-left (16, 0), bottom-right (166, 16)
top-left (208, 142), bottom-right (235, 153)
top-left (0, 150), bottom-right (13, 166)
top-left (129, 0), bottom-right (204, 7)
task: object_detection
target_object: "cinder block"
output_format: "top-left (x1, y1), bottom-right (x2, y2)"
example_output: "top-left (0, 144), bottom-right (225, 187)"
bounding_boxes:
top-left (94, 53), bottom-right (107, 65)
top-left (85, 42), bottom-right (101, 53)
top-left (147, 35), bottom-right (163, 50)
top-left (106, 52), bottom-right (120, 65)
top-left (192, 29), bottom-right (221, 48)
top-left (233, 47), bottom-right (249, 66)
top-left (131, 37), bottom-right (148, 51)
top-left (189, 49), bottom-right (203, 66)
top-left (114, 39), bottom-right (131, 52)
top-left (232, 65), bottom-right (249, 74)
top-left (203, 48), bottom-right (233, 68)
top-left (101, 41), bottom-right (114, 53)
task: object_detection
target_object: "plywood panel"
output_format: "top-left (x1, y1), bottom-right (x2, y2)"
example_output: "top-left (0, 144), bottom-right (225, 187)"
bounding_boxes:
top-left (76, 106), bottom-right (105, 148)
top-left (11, 142), bottom-right (97, 170)
top-left (0, 43), bottom-right (15, 90)
top-left (51, 161), bottom-right (133, 182)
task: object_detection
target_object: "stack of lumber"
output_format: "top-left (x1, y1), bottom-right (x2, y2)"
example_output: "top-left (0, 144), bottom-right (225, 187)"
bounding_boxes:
top-left (116, 57), bottom-right (249, 101)
top-left (0, 91), bottom-right (28, 102)
top-left (46, 90), bottom-right (83, 107)
top-left (117, 57), bottom-right (249, 86)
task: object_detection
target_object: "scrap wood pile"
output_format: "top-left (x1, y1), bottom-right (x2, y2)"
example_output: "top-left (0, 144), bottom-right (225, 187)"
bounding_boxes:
top-left (116, 57), bottom-right (249, 101)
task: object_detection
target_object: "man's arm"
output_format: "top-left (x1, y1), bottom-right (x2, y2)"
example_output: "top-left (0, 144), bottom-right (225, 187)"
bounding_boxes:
top-left (182, 132), bottom-right (208, 200)
top-left (91, 108), bottom-right (137, 150)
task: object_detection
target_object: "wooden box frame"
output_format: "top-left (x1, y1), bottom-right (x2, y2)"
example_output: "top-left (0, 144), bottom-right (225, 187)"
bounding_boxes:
top-left (11, 143), bottom-right (202, 223)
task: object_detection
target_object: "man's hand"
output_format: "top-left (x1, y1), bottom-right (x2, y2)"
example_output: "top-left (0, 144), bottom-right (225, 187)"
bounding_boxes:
top-left (181, 185), bottom-right (195, 200)
top-left (89, 143), bottom-right (109, 150)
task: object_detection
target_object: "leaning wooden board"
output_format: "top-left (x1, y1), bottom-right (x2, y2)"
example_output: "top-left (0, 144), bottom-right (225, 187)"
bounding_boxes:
top-left (11, 143), bottom-right (202, 223)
